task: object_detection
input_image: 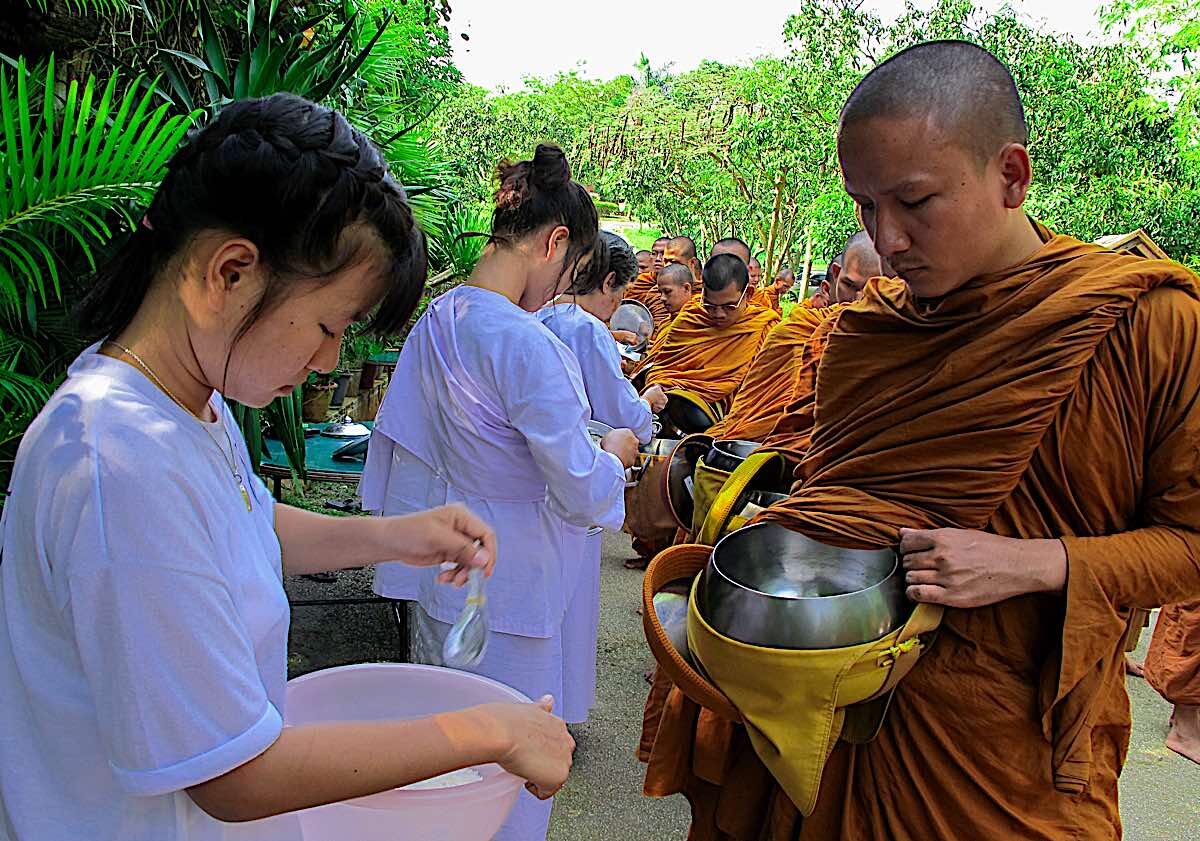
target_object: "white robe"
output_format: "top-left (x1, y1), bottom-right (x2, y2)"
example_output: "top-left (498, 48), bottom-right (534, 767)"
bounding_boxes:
top-left (360, 285), bottom-right (626, 841)
top-left (535, 301), bottom-right (655, 443)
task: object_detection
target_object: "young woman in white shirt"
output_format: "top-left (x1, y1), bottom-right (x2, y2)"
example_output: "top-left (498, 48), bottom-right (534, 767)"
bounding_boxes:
top-left (0, 93), bottom-right (573, 841)
top-left (360, 145), bottom-right (640, 841)
top-left (532, 231), bottom-right (668, 727)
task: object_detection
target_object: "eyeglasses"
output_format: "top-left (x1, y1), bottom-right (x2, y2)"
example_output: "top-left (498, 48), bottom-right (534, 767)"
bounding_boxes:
top-left (702, 281), bottom-right (749, 316)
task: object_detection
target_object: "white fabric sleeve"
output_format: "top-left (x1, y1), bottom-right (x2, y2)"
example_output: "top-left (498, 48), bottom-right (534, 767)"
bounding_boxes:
top-left (58, 452), bottom-right (282, 797)
top-left (502, 335), bottom-right (626, 530)
top-left (579, 320), bottom-right (655, 444)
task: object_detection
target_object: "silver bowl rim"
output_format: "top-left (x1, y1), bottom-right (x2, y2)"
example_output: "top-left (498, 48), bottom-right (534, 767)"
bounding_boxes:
top-left (587, 420), bottom-right (615, 437)
top-left (712, 439), bottom-right (760, 456)
top-left (708, 522), bottom-right (901, 605)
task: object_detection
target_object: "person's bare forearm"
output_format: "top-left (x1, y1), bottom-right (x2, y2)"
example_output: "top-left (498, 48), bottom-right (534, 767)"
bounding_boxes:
top-left (274, 504), bottom-right (392, 575)
top-left (187, 709), bottom-right (502, 822)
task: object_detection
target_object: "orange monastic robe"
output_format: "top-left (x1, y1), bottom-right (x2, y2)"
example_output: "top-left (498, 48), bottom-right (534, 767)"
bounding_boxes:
top-left (634, 299), bottom-right (780, 410)
top-left (707, 304), bottom-right (841, 442)
top-left (1144, 599), bottom-right (1200, 705)
top-left (627, 270), bottom-right (671, 328)
top-left (750, 286), bottom-right (781, 314)
top-left (640, 224), bottom-right (1200, 840)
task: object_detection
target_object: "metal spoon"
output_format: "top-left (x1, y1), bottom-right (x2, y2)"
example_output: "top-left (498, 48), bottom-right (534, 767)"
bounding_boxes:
top-left (442, 566), bottom-right (489, 668)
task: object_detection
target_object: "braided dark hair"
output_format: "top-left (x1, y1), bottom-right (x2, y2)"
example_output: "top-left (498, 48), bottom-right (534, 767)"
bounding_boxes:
top-left (77, 93), bottom-right (427, 341)
top-left (568, 231), bottom-right (637, 296)
top-left (490, 143), bottom-right (597, 285)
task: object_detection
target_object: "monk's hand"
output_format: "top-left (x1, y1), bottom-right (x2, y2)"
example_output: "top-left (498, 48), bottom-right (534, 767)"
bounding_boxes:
top-left (601, 428), bottom-right (640, 469)
top-left (380, 504), bottom-right (496, 587)
top-left (898, 527), bottom-right (1067, 608)
top-left (640, 384), bottom-right (668, 413)
top-left (612, 329), bottom-right (639, 346)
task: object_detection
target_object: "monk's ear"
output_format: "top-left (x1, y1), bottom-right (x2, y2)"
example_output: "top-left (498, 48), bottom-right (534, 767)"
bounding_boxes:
top-left (996, 143), bottom-right (1033, 209)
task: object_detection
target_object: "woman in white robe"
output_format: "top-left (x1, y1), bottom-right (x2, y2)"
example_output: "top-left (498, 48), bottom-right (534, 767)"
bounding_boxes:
top-left (534, 231), bottom-right (669, 720)
top-left (361, 145), bottom-right (640, 841)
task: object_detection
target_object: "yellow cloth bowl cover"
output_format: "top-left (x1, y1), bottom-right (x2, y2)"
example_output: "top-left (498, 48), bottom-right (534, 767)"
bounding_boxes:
top-left (687, 579), bottom-right (941, 815)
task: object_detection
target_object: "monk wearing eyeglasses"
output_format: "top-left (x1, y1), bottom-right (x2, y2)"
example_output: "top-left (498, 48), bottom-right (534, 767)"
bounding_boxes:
top-left (632, 253), bottom-right (779, 414)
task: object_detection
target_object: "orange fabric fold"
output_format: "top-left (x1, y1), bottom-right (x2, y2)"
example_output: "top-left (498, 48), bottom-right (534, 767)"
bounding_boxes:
top-left (751, 286), bottom-right (781, 314)
top-left (708, 304), bottom-right (842, 442)
top-left (1144, 599), bottom-right (1200, 706)
top-left (640, 222), bottom-right (1200, 840)
top-left (627, 270), bottom-right (671, 328)
top-left (634, 299), bottom-right (780, 408)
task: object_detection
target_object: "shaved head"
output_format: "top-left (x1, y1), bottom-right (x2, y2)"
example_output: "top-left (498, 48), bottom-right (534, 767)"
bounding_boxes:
top-left (636, 249), bottom-right (653, 274)
top-left (711, 237), bottom-right (751, 263)
top-left (835, 230), bottom-right (884, 304)
top-left (840, 40), bottom-right (1027, 166)
top-left (656, 262), bottom-right (694, 316)
top-left (658, 262), bottom-right (693, 288)
top-left (703, 253), bottom-right (749, 293)
top-left (668, 236), bottom-right (697, 261)
top-left (836, 40), bottom-right (1041, 297)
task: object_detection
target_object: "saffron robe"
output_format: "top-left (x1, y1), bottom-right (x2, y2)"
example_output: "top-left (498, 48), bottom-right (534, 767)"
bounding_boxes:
top-left (640, 223), bottom-right (1200, 840)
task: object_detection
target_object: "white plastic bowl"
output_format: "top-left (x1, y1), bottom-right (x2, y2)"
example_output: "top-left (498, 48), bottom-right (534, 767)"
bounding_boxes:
top-left (284, 662), bottom-right (528, 841)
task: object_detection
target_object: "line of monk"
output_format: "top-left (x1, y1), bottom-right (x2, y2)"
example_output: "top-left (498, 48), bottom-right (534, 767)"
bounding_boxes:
top-left (635, 39), bottom-right (1200, 841)
top-left (631, 253), bottom-right (779, 418)
top-left (709, 231), bottom-right (885, 444)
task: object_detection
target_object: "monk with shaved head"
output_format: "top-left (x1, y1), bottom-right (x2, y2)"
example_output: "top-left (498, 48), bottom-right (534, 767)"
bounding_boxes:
top-left (640, 40), bottom-right (1200, 840)
top-left (651, 235), bottom-right (670, 271)
top-left (654, 263), bottom-right (694, 323)
top-left (663, 235), bottom-right (701, 285)
top-left (832, 230), bottom-right (883, 304)
top-left (709, 236), bottom-right (751, 264)
top-left (625, 243), bottom-right (672, 329)
top-left (633, 253), bottom-right (779, 415)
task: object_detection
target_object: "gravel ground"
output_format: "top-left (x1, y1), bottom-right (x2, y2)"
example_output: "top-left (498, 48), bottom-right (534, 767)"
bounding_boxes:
top-left (285, 521), bottom-right (1198, 840)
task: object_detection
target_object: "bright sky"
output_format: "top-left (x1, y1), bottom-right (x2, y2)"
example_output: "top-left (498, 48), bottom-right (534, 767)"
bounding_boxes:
top-left (447, 0), bottom-right (1113, 91)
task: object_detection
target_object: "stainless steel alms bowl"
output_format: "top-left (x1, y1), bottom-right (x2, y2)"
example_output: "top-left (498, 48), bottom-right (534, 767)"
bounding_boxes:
top-left (704, 439), bottom-right (760, 473)
top-left (697, 522), bottom-right (911, 650)
top-left (734, 489), bottom-right (788, 520)
top-left (587, 420), bottom-right (614, 443)
top-left (610, 300), bottom-right (655, 351)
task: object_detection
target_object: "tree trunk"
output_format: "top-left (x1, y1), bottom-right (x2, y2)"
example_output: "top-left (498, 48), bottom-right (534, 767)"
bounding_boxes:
top-left (799, 223), bottom-right (814, 299)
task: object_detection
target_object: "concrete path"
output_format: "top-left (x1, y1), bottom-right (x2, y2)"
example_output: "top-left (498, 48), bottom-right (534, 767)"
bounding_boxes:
top-left (285, 530), bottom-right (1199, 840)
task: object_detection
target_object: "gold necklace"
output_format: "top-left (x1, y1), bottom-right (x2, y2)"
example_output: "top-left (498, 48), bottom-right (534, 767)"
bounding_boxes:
top-left (104, 340), bottom-right (253, 512)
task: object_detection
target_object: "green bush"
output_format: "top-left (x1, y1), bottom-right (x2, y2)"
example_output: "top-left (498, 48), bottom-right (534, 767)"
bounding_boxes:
top-left (594, 199), bottom-right (621, 217)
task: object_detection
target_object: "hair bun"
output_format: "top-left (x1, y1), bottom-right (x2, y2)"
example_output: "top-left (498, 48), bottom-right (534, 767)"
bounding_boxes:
top-left (530, 143), bottom-right (570, 191)
top-left (493, 160), bottom-right (530, 211)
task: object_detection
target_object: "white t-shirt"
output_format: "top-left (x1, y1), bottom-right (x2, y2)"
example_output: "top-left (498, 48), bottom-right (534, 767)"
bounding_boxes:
top-left (0, 345), bottom-right (295, 840)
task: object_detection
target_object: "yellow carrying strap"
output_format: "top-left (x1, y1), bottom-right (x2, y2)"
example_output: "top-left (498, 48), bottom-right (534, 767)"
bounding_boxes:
top-left (696, 451), bottom-right (786, 546)
top-left (689, 455), bottom-right (732, 537)
top-left (687, 586), bottom-right (943, 816)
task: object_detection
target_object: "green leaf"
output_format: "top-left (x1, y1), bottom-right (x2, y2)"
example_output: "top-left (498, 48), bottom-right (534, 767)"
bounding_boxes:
top-left (198, 3), bottom-right (231, 89)
top-left (0, 58), bottom-right (198, 321)
top-left (158, 49), bottom-right (213, 74)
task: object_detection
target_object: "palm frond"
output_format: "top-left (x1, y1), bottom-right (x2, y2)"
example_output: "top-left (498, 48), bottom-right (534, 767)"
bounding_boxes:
top-left (23, 0), bottom-right (131, 15)
top-left (0, 57), bottom-right (198, 319)
top-left (0, 342), bottom-right (56, 448)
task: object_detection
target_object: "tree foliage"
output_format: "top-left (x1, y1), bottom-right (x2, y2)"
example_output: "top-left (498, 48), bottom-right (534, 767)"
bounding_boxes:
top-left (430, 0), bottom-right (1200, 275)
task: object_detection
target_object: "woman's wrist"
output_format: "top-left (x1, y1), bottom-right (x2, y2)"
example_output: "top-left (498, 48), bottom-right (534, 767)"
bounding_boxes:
top-left (435, 706), bottom-right (511, 766)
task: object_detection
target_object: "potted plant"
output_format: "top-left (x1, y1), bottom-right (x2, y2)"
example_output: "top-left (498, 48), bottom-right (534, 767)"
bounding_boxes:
top-left (301, 372), bottom-right (337, 422)
top-left (357, 335), bottom-right (387, 392)
top-left (342, 330), bottom-right (379, 399)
